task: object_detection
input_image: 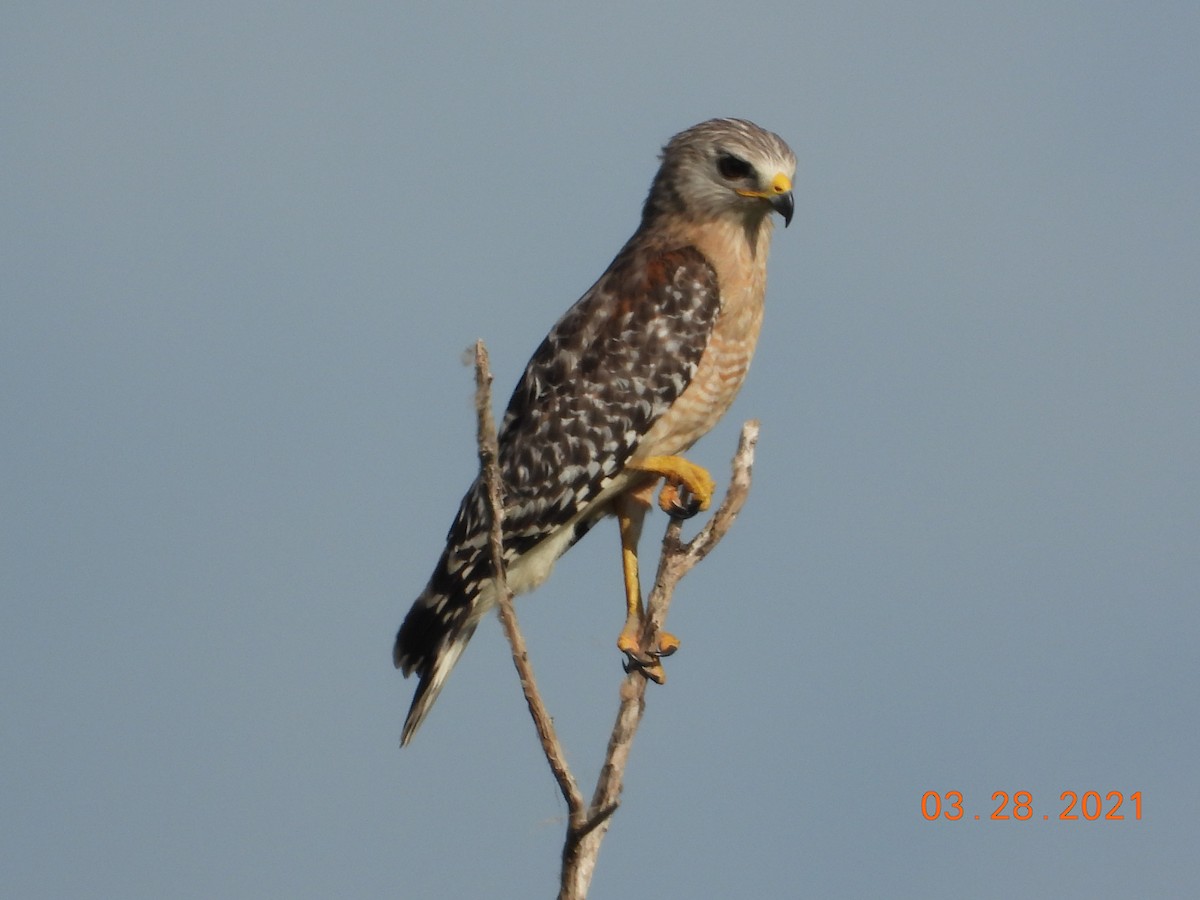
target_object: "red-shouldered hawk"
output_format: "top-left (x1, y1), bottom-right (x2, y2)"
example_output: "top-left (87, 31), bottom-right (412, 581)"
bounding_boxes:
top-left (394, 119), bottom-right (796, 745)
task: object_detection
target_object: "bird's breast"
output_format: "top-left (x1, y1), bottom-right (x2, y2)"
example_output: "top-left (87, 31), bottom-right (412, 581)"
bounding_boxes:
top-left (633, 265), bottom-right (766, 460)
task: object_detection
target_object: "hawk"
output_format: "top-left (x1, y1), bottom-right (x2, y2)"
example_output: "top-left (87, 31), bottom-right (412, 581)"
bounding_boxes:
top-left (394, 118), bottom-right (796, 745)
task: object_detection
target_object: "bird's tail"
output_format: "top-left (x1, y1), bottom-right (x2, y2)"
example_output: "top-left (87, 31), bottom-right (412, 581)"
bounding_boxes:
top-left (393, 582), bottom-right (482, 746)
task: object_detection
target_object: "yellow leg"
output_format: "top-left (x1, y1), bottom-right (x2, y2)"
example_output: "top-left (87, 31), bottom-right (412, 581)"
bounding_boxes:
top-left (627, 455), bottom-right (717, 517)
top-left (614, 488), bottom-right (677, 684)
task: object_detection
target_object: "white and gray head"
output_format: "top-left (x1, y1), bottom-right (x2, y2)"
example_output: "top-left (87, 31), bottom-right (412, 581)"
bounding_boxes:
top-left (643, 118), bottom-right (796, 227)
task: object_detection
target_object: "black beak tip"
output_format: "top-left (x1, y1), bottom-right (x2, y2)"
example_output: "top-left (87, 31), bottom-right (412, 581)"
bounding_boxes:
top-left (773, 192), bottom-right (795, 227)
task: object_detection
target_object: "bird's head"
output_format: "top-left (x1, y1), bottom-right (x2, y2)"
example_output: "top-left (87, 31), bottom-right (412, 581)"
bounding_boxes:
top-left (645, 118), bottom-right (796, 228)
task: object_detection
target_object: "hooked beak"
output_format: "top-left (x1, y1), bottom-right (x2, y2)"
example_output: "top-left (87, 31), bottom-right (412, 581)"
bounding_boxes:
top-left (738, 172), bottom-right (795, 227)
top-left (771, 190), bottom-right (794, 227)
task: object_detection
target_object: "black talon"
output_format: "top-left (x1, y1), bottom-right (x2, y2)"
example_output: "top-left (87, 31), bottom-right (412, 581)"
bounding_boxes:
top-left (622, 638), bottom-right (677, 677)
top-left (622, 649), bottom-right (656, 670)
top-left (622, 652), bottom-right (667, 684)
top-left (665, 484), bottom-right (703, 520)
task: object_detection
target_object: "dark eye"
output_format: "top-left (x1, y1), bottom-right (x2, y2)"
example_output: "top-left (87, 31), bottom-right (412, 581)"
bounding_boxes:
top-left (717, 153), bottom-right (754, 180)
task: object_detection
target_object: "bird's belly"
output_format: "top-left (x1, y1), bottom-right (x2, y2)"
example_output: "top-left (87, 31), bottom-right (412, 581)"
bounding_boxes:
top-left (501, 471), bottom-right (636, 599)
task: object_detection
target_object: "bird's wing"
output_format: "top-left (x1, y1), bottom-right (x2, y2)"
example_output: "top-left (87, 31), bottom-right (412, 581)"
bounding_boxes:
top-left (395, 244), bottom-right (720, 674)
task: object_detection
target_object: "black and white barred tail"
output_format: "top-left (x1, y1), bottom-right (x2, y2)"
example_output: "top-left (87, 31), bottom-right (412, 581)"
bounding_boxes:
top-left (394, 600), bottom-right (479, 747)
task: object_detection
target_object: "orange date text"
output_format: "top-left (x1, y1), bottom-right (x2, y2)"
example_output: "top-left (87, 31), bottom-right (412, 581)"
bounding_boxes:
top-left (921, 790), bottom-right (1142, 822)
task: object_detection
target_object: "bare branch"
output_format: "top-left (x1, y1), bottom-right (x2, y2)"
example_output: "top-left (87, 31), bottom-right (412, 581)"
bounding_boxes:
top-left (473, 341), bottom-right (584, 817)
top-left (559, 420), bottom-right (761, 899)
top-left (471, 339), bottom-right (761, 899)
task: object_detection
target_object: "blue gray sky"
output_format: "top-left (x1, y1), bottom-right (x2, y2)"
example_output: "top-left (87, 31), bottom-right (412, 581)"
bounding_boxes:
top-left (3, 3), bottom-right (1197, 897)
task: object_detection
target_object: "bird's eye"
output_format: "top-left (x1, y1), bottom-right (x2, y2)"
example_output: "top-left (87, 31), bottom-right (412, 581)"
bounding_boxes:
top-left (717, 154), bottom-right (754, 180)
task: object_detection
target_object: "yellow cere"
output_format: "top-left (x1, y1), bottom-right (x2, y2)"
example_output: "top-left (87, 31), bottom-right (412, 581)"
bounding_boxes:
top-left (737, 173), bottom-right (792, 199)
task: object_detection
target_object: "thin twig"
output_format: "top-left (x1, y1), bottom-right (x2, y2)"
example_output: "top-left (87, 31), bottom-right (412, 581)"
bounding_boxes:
top-left (473, 341), bottom-right (584, 817)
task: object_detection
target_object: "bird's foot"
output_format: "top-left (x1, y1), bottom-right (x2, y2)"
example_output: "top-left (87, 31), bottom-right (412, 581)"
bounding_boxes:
top-left (630, 456), bottom-right (716, 519)
top-left (617, 626), bottom-right (680, 684)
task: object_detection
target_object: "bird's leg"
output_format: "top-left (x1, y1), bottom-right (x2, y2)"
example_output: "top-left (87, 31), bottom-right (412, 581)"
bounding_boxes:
top-left (614, 487), bottom-right (678, 684)
top-left (627, 455), bottom-right (717, 520)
